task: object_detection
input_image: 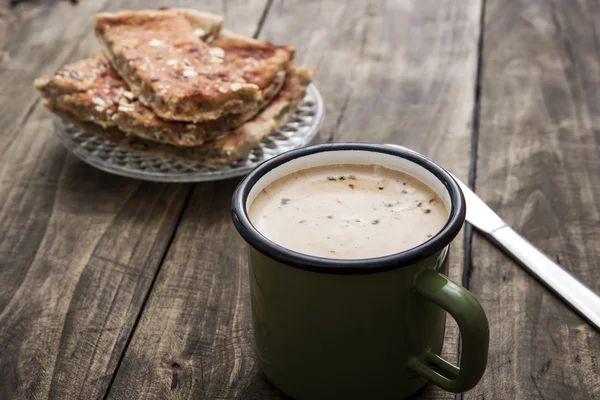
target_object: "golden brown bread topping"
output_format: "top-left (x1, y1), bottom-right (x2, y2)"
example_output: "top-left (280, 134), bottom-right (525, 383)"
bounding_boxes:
top-left (95, 10), bottom-right (294, 122)
top-left (96, 12), bottom-right (232, 95)
top-left (211, 32), bottom-right (294, 90)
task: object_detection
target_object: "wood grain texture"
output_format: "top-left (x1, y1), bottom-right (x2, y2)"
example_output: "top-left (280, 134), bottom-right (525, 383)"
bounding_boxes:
top-left (0, 0), bottom-right (110, 158)
top-left (108, 1), bottom-right (482, 399)
top-left (0, 1), bottom-right (267, 399)
top-left (469, 0), bottom-right (600, 398)
top-left (0, 0), bottom-right (47, 48)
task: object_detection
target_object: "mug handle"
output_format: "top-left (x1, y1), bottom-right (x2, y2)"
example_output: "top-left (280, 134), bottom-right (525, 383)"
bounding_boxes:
top-left (408, 269), bottom-right (489, 393)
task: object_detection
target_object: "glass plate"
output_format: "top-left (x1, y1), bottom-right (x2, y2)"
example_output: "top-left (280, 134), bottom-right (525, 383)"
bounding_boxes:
top-left (52, 84), bottom-right (324, 182)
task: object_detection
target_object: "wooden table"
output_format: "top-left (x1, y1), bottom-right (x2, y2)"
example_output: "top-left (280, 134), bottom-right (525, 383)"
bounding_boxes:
top-left (1, 0), bottom-right (598, 399)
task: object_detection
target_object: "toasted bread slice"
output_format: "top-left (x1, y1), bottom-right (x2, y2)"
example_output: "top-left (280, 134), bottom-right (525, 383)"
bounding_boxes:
top-left (95, 9), bottom-right (294, 123)
top-left (45, 67), bottom-right (314, 166)
top-left (35, 52), bottom-right (287, 146)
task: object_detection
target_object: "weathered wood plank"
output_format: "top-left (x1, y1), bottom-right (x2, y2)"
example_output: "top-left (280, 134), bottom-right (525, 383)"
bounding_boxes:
top-left (469, 0), bottom-right (600, 398)
top-left (0, 124), bottom-right (190, 399)
top-left (0, 0), bottom-right (111, 158)
top-left (0, 1), bottom-right (268, 399)
top-left (108, 1), bottom-right (482, 398)
top-left (0, 1), bottom-right (48, 49)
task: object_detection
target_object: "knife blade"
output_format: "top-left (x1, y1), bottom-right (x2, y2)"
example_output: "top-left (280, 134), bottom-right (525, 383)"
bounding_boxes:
top-left (450, 173), bottom-right (600, 332)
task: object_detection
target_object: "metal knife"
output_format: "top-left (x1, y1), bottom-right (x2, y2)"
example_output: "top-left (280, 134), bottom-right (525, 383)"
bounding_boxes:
top-left (451, 173), bottom-right (600, 332)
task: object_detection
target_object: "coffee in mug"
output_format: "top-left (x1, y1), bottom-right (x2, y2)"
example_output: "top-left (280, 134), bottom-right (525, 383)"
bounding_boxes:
top-left (249, 164), bottom-right (448, 259)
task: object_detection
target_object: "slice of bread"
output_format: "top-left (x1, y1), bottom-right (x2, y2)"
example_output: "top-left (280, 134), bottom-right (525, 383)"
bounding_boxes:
top-left (95, 9), bottom-right (293, 123)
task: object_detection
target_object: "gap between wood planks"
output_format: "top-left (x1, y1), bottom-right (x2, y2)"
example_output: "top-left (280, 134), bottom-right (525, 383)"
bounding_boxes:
top-left (99, 2), bottom-right (275, 398)
top-left (457, 0), bottom-right (487, 399)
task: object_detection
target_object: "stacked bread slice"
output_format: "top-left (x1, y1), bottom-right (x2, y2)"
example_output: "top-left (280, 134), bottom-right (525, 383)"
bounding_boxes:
top-left (35, 9), bottom-right (315, 165)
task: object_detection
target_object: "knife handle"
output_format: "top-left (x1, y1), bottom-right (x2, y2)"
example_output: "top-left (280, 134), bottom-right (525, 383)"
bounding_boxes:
top-left (490, 226), bottom-right (600, 332)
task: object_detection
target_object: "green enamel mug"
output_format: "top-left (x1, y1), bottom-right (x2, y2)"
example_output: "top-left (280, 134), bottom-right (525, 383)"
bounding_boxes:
top-left (232, 143), bottom-right (489, 399)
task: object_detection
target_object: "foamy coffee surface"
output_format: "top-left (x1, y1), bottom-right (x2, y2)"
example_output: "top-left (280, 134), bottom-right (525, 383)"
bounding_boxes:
top-left (248, 164), bottom-right (449, 260)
